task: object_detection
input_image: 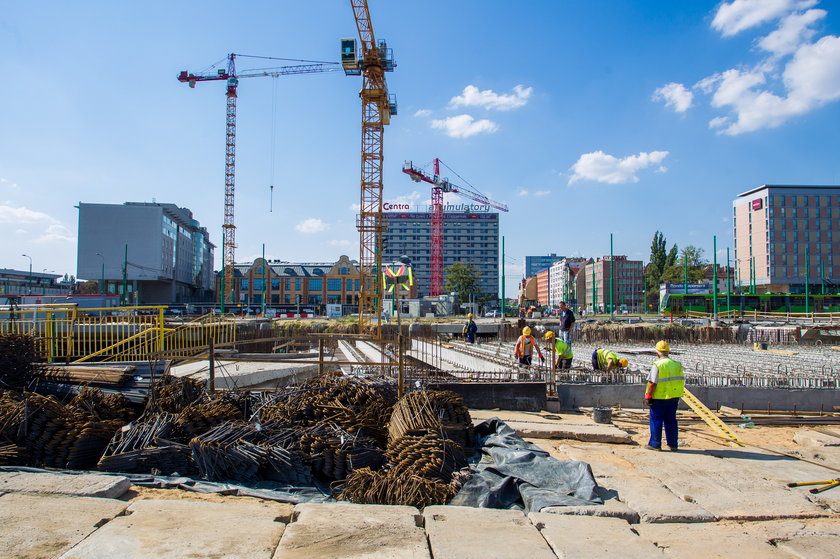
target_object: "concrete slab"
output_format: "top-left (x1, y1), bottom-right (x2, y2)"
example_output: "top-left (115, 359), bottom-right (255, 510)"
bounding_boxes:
top-left (775, 535), bottom-right (840, 559)
top-left (171, 359), bottom-right (318, 389)
top-left (274, 503), bottom-right (429, 559)
top-left (0, 492), bottom-right (128, 559)
top-left (555, 444), bottom-right (716, 523)
top-left (793, 429), bottom-right (840, 447)
top-left (627, 447), bottom-right (831, 520)
top-left (424, 505), bottom-right (555, 559)
top-left (470, 409), bottom-right (633, 443)
top-left (539, 486), bottom-right (640, 523)
top-left (530, 513), bottom-right (665, 558)
top-left (635, 519), bottom-right (840, 559)
top-left (0, 471), bottom-right (130, 499)
top-left (59, 498), bottom-right (287, 559)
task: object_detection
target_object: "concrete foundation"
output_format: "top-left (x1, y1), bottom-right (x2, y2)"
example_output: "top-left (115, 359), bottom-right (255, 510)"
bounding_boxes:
top-left (556, 382), bottom-right (840, 412)
top-left (428, 382), bottom-right (547, 411)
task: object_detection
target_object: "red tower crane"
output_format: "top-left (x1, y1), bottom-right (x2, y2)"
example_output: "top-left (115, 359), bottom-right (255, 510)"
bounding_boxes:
top-left (402, 158), bottom-right (508, 296)
top-left (178, 54), bottom-right (340, 307)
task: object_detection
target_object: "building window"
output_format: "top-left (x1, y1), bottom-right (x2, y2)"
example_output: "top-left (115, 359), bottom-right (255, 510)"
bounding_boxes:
top-left (328, 279), bottom-right (341, 291)
top-left (285, 278), bottom-right (291, 291)
top-left (240, 278), bottom-right (249, 290)
top-left (308, 295), bottom-right (322, 304)
top-left (271, 278), bottom-right (279, 289)
top-left (272, 294), bottom-right (279, 304)
top-left (346, 279), bottom-right (353, 290)
top-left (284, 294), bottom-right (290, 304)
top-left (309, 278), bottom-right (322, 290)
top-left (295, 278), bottom-right (301, 290)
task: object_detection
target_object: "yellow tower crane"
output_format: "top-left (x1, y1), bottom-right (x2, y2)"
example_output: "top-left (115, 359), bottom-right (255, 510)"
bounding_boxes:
top-left (342, 1), bottom-right (397, 332)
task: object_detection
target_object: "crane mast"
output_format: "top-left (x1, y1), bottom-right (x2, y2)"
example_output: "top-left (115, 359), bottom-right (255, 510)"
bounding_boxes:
top-left (178, 54), bottom-right (340, 307)
top-left (345, 0), bottom-right (396, 331)
top-left (402, 159), bottom-right (508, 297)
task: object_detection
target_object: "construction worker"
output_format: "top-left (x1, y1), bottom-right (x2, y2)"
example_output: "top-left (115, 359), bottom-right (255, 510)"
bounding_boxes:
top-left (514, 326), bottom-right (544, 367)
top-left (463, 313), bottom-right (478, 344)
top-left (543, 331), bottom-right (573, 369)
top-left (591, 348), bottom-right (628, 371)
top-left (644, 340), bottom-right (685, 451)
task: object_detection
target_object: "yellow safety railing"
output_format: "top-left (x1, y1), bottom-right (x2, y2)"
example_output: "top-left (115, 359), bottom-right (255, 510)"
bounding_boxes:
top-left (0, 305), bottom-right (237, 363)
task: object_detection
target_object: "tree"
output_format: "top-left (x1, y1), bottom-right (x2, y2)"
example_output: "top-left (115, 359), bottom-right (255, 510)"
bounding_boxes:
top-left (644, 231), bottom-right (679, 311)
top-left (444, 262), bottom-right (481, 304)
top-left (78, 280), bottom-right (99, 295)
top-left (661, 245), bottom-right (708, 283)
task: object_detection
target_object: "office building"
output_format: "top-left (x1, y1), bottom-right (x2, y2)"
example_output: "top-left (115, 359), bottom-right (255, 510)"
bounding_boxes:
top-left (525, 253), bottom-right (565, 278)
top-left (733, 185), bottom-right (839, 292)
top-left (381, 205), bottom-right (499, 298)
top-left (582, 256), bottom-right (644, 312)
top-left (77, 202), bottom-right (215, 304)
top-left (549, 258), bottom-right (586, 307)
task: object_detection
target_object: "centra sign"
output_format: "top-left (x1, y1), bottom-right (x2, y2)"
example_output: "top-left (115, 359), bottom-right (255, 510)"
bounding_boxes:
top-left (383, 202), bottom-right (411, 211)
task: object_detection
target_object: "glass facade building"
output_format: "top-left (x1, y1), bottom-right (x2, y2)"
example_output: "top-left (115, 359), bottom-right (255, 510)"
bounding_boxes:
top-left (381, 211), bottom-right (500, 298)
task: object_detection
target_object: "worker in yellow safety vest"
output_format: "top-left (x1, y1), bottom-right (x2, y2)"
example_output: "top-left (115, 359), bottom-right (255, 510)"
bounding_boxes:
top-left (644, 340), bottom-right (685, 451)
top-left (514, 326), bottom-right (544, 367)
top-left (590, 348), bottom-right (628, 371)
top-left (543, 331), bottom-right (573, 369)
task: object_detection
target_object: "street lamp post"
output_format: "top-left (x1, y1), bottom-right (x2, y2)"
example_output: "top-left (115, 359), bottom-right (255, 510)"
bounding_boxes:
top-left (96, 253), bottom-right (105, 295)
top-left (22, 254), bottom-right (32, 295)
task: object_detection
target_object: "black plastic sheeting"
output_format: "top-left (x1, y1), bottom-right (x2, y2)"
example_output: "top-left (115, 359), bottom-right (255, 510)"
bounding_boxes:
top-left (1, 418), bottom-right (602, 511)
top-left (449, 417), bottom-right (602, 512)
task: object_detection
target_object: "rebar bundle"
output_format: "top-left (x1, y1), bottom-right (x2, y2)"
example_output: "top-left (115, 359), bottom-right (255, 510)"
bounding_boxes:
top-left (577, 324), bottom-right (734, 344)
top-left (259, 374), bottom-right (392, 444)
top-left (69, 387), bottom-right (137, 423)
top-left (387, 390), bottom-right (473, 448)
top-left (189, 421), bottom-right (310, 485)
top-left (386, 430), bottom-right (467, 481)
top-left (174, 400), bottom-right (241, 440)
top-left (0, 334), bottom-right (41, 390)
top-left (97, 413), bottom-right (193, 476)
top-left (336, 467), bottom-right (460, 509)
top-left (146, 376), bottom-right (206, 414)
top-left (297, 425), bottom-right (385, 480)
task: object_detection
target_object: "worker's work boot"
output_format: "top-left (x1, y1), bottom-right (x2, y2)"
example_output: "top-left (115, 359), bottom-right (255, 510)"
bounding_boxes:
top-left (669, 446), bottom-right (679, 452)
top-left (644, 445), bottom-right (661, 451)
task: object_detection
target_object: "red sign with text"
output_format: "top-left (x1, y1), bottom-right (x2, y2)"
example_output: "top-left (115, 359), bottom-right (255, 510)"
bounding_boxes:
top-left (752, 199), bottom-right (763, 210)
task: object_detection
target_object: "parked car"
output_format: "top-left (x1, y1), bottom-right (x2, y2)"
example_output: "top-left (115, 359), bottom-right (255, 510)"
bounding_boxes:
top-left (484, 310), bottom-right (500, 317)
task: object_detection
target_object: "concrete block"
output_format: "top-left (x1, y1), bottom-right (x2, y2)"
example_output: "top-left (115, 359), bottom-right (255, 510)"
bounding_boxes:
top-left (775, 534), bottom-right (840, 559)
top-left (628, 447), bottom-right (830, 520)
top-left (539, 486), bottom-right (640, 523)
top-left (530, 513), bottom-right (665, 558)
top-left (0, 492), bottom-right (128, 559)
top-left (0, 471), bottom-right (130, 499)
top-left (487, 419), bottom-right (633, 443)
top-left (274, 503), bottom-right (429, 559)
top-left (60, 498), bottom-right (287, 559)
top-left (423, 505), bottom-right (555, 559)
top-left (793, 429), bottom-right (840, 447)
top-left (635, 521), bottom-right (811, 559)
top-left (597, 475), bottom-right (716, 523)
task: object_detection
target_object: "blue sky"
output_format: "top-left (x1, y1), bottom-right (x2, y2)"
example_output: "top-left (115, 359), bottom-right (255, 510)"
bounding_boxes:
top-left (2, 1), bottom-right (839, 298)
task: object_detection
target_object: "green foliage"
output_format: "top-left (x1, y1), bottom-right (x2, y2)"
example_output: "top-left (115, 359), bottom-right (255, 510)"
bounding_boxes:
top-left (445, 262), bottom-right (481, 303)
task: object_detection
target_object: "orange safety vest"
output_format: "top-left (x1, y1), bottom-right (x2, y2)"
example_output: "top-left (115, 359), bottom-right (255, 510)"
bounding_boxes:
top-left (515, 335), bottom-right (541, 357)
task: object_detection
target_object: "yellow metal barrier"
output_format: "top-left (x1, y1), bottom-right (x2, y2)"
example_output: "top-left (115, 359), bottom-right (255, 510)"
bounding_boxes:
top-left (0, 305), bottom-right (236, 363)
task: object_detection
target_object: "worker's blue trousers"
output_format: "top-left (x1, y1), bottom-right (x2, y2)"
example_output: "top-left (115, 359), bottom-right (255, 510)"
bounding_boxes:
top-left (648, 397), bottom-right (680, 449)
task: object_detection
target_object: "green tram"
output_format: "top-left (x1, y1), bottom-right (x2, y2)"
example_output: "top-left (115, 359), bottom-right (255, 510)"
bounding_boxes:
top-left (661, 293), bottom-right (840, 315)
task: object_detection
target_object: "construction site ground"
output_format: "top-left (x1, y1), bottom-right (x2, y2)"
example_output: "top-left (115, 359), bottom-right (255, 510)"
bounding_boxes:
top-left (2, 408), bottom-right (838, 559)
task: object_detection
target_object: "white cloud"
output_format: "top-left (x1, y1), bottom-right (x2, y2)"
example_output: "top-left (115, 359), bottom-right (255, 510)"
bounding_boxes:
top-left (34, 224), bottom-right (75, 244)
top-left (296, 218), bottom-right (329, 233)
top-left (448, 85), bottom-right (533, 111)
top-left (15, 229), bottom-right (26, 235)
top-left (759, 9), bottom-right (826, 56)
top-left (534, 190), bottom-right (551, 197)
top-left (652, 82), bottom-right (694, 112)
top-left (517, 188), bottom-right (529, 196)
top-left (390, 191), bottom-right (422, 205)
top-left (349, 203), bottom-right (361, 212)
top-left (328, 239), bottom-right (352, 247)
top-left (430, 114), bottom-right (498, 138)
top-left (712, 0), bottom-right (816, 37)
top-left (701, 35), bottom-right (840, 134)
top-left (414, 109), bottom-right (431, 117)
top-left (0, 204), bottom-right (58, 224)
top-left (0, 178), bottom-right (19, 189)
top-left (568, 150), bottom-right (670, 185)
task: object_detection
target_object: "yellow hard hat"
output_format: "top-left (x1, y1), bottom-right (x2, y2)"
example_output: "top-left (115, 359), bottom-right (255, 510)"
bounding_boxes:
top-left (543, 330), bottom-right (555, 339)
top-left (655, 340), bottom-right (670, 353)
top-left (619, 358), bottom-right (629, 367)
top-left (467, 313), bottom-right (473, 318)
top-left (523, 326), bottom-right (531, 336)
